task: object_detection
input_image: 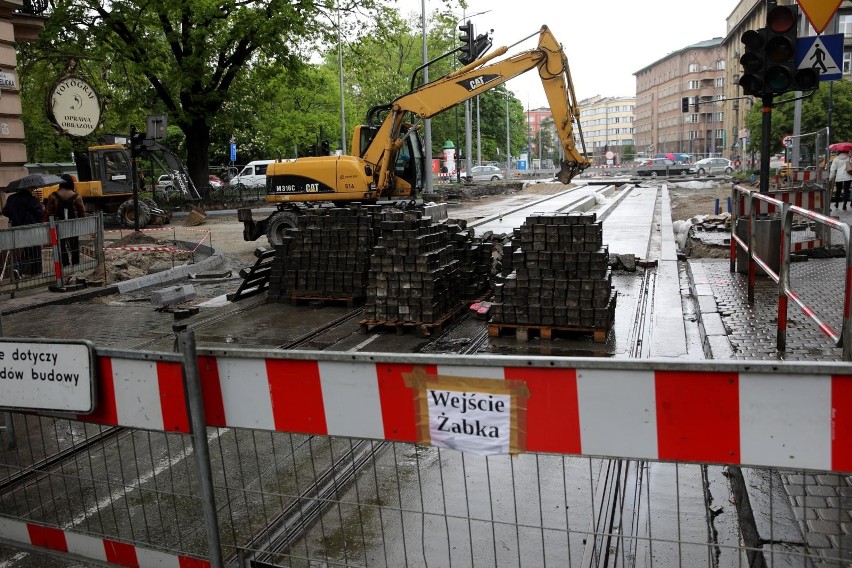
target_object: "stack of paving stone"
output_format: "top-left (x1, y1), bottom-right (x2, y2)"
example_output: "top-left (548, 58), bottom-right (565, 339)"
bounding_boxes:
top-left (364, 209), bottom-right (460, 323)
top-left (447, 220), bottom-right (493, 301)
top-left (490, 212), bottom-right (616, 331)
top-left (268, 207), bottom-right (373, 302)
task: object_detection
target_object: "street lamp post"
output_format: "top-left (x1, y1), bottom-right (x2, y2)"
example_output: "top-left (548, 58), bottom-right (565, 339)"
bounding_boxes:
top-left (337, 7), bottom-right (347, 155)
top-left (506, 91), bottom-right (511, 174)
top-left (422, 0), bottom-right (432, 194)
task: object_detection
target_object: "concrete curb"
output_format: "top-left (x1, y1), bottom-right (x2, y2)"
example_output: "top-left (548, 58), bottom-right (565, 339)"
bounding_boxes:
top-left (0, 245), bottom-right (227, 316)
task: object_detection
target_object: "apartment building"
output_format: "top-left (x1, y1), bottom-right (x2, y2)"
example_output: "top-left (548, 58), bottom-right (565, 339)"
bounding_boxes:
top-left (578, 95), bottom-right (635, 164)
top-left (634, 38), bottom-right (726, 160)
top-left (524, 107), bottom-right (551, 160)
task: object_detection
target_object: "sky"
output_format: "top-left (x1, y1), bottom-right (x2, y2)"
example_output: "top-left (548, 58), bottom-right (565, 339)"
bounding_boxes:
top-left (396, 0), bottom-right (738, 107)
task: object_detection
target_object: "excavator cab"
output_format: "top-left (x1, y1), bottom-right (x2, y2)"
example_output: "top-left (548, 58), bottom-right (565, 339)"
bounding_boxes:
top-left (90, 146), bottom-right (134, 195)
top-left (391, 126), bottom-right (425, 195)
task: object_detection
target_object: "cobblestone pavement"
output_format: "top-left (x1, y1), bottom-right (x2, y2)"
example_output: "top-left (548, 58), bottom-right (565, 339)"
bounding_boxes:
top-left (695, 258), bottom-right (852, 566)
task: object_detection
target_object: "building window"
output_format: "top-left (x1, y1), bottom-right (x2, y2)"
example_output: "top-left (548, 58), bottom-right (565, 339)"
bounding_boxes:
top-left (685, 114), bottom-right (698, 124)
top-left (688, 80), bottom-right (699, 89)
top-left (688, 63), bottom-right (699, 72)
top-left (715, 129), bottom-right (725, 139)
top-left (716, 112), bottom-right (724, 122)
top-left (840, 14), bottom-right (852, 36)
top-left (715, 77), bottom-right (725, 87)
top-left (716, 60), bottom-right (725, 70)
top-left (845, 52), bottom-right (852, 75)
top-left (689, 131), bottom-right (700, 140)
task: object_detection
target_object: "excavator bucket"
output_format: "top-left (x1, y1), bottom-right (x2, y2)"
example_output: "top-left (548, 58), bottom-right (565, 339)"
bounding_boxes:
top-left (184, 205), bottom-right (207, 227)
top-left (557, 160), bottom-right (582, 184)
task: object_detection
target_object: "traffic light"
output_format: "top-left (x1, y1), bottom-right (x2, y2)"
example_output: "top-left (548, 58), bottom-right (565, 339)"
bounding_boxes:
top-left (739, 5), bottom-right (819, 97)
top-left (471, 32), bottom-right (492, 61)
top-left (763, 4), bottom-right (798, 94)
top-left (681, 97), bottom-right (689, 113)
top-left (458, 20), bottom-right (475, 65)
top-left (738, 28), bottom-right (766, 96)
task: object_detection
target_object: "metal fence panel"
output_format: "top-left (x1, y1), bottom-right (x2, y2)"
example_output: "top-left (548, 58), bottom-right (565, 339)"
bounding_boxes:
top-left (0, 345), bottom-right (850, 567)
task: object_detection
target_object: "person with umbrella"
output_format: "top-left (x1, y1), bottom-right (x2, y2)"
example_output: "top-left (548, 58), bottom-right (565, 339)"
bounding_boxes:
top-left (2, 175), bottom-right (49, 276)
top-left (45, 174), bottom-right (87, 266)
top-left (829, 142), bottom-right (852, 210)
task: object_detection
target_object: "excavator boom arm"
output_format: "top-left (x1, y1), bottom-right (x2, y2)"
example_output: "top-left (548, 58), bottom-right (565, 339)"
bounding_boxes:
top-left (363, 25), bottom-right (589, 186)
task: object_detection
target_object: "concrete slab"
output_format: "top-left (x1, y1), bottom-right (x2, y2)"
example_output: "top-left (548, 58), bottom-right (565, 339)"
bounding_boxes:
top-left (602, 185), bottom-right (657, 258)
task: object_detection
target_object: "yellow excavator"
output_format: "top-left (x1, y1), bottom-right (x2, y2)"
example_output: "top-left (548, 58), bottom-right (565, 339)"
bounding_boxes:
top-left (239, 25), bottom-right (590, 245)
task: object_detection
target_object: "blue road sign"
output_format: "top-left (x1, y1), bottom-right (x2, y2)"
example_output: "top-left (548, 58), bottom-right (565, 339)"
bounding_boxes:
top-left (517, 159), bottom-right (527, 171)
top-left (796, 34), bottom-right (843, 82)
top-left (229, 142), bottom-right (237, 162)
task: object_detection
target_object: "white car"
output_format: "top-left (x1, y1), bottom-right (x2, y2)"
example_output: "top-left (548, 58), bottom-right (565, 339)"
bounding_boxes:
top-left (155, 174), bottom-right (173, 193)
top-left (690, 158), bottom-right (733, 175)
top-left (460, 165), bottom-right (505, 182)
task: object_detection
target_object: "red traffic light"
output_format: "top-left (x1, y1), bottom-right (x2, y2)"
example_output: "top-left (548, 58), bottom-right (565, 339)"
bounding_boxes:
top-left (767, 5), bottom-right (796, 34)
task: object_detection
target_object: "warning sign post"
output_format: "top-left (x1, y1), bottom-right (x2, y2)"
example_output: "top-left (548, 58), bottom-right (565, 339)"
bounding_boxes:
top-left (0, 339), bottom-right (95, 413)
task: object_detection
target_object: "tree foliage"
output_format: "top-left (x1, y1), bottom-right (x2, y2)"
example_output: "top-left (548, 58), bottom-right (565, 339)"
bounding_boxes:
top-left (744, 81), bottom-right (852, 156)
top-left (19, 0), bottom-right (544, 183)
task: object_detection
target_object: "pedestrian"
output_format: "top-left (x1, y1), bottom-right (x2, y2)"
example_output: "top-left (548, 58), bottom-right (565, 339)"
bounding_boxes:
top-left (829, 150), bottom-right (852, 210)
top-left (2, 185), bottom-right (45, 276)
top-left (45, 174), bottom-right (87, 266)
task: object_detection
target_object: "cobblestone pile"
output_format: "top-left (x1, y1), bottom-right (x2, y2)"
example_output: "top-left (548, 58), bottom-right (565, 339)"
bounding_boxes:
top-left (491, 212), bottom-right (616, 330)
top-left (269, 207), bottom-right (374, 302)
top-left (364, 209), bottom-right (460, 323)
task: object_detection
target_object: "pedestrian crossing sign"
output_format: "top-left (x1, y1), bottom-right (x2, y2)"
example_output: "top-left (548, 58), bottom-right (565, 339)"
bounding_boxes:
top-left (796, 34), bottom-right (843, 82)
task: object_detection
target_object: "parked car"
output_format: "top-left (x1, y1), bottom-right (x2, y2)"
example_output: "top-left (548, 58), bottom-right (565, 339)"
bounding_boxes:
top-left (460, 165), bottom-right (505, 182)
top-left (634, 158), bottom-right (690, 177)
top-left (690, 158), bottom-right (734, 176)
top-left (229, 159), bottom-right (274, 189)
top-left (155, 174), bottom-right (173, 193)
top-left (208, 174), bottom-right (223, 188)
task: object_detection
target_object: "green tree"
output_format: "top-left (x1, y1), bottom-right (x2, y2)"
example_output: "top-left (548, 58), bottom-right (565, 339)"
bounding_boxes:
top-left (22, 0), bottom-right (381, 187)
top-left (744, 81), bottom-right (852, 156)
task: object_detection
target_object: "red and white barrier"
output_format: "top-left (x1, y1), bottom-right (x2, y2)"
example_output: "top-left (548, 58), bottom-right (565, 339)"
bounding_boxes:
top-left (0, 517), bottom-right (209, 567)
top-left (736, 188), bottom-right (826, 251)
top-left (78, 353), bottom-right (852, 472)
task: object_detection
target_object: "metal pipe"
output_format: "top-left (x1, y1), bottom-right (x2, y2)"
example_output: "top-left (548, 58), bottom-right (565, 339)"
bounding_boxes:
top-left (177, 329), bottom-right (225, 568)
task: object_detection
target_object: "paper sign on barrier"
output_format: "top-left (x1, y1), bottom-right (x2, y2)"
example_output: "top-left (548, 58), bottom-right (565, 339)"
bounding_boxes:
top-left (404, 367), bottom-right (530, 456)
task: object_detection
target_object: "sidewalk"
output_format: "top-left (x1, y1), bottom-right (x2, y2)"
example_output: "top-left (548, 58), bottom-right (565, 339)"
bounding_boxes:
top-left (690, 204), bottom-right (852, 565)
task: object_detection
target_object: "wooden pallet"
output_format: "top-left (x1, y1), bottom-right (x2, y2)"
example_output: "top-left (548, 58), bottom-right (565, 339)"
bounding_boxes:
top-left (290, 295), bottom-right (363, 308)
top-left (488, 322), bottom-right (609, 343)
top-left (359, 302), bottom-right (465, 336)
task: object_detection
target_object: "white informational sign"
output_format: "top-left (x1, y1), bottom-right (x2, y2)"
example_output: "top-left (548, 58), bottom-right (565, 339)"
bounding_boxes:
top-left (47, 76), bottom-right (101, 138)
top-left (0, 339), bottom-right (95, 413)
top-left (0, 71), bottom-right (16, 90)
top-left (427, 388), bottom-right (511, 455)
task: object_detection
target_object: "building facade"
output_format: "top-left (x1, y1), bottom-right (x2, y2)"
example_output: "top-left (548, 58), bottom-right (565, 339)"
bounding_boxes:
top-left (0, 0), bottom-right (45, 190)
top-left (634, 39), bottom-right (726, 160)
top-left (578, 95), bottom-right (635, 164)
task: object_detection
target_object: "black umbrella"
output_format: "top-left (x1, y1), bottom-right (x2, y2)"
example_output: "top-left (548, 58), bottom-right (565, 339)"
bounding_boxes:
top-left (4, 173), bottom-right (65, 192)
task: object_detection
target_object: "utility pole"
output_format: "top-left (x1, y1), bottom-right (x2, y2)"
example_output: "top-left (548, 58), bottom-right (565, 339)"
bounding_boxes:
top-left (506, 91), bottom-right (511, 174)
top-left (422, 0), bottom-right (432, 194)
top-left (476, 96), bottom-right (481, 166)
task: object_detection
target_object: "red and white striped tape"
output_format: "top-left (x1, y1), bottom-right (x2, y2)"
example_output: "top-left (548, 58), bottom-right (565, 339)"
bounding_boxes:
top-left (0, 517), bottom-right (208, 567)
top-left (105, 226), bottom-right (210, 234)
top-left (105, 246), bottom-right (190, 252)
top-left (77, 354), bottom-right (852, 472)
